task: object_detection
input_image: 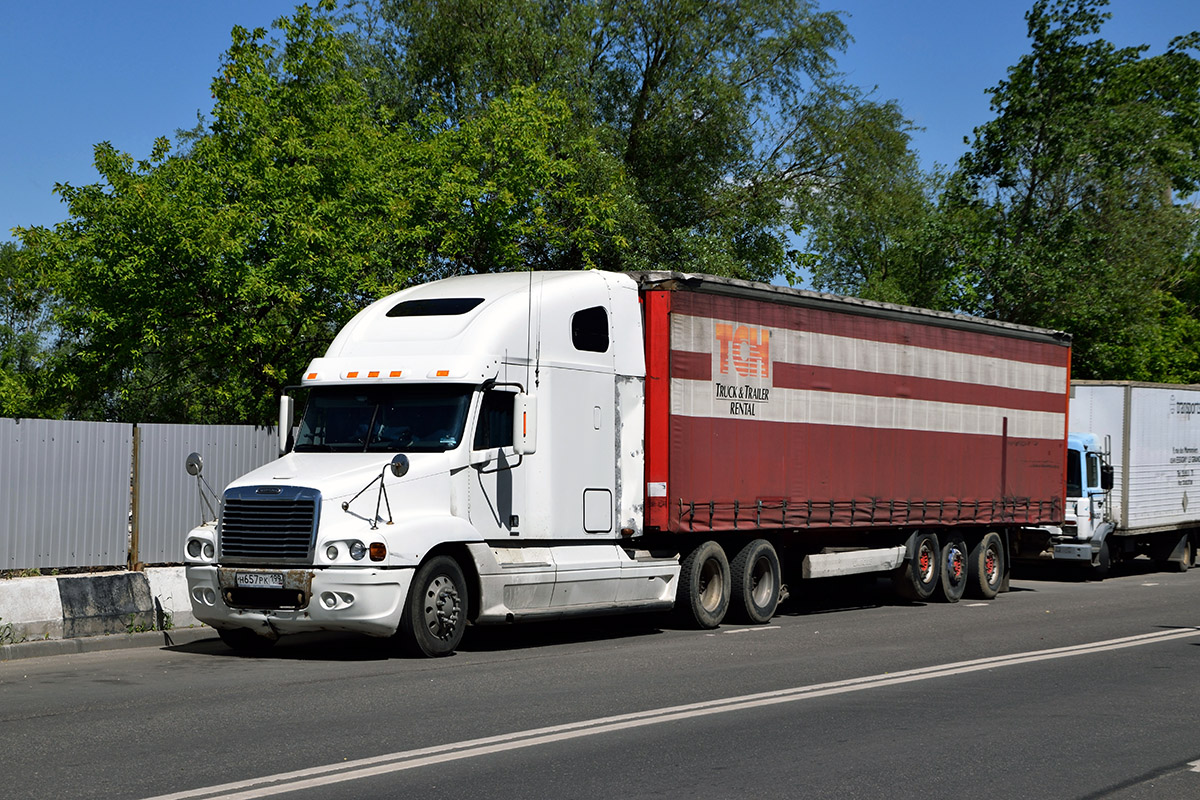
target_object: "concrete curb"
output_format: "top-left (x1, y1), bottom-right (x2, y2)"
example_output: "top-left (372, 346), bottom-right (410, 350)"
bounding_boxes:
top-left (0, 567), bottom-right (203, 659)
top-left (0, 625), bottom-right (215, 662)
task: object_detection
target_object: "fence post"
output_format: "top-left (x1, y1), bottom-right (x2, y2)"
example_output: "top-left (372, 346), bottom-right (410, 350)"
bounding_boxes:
top-left (128, 424), bottom-right (142, 571)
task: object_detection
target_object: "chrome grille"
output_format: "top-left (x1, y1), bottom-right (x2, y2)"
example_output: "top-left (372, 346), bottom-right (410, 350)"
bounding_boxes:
top-left (219, 486), bottom-right (320, 564)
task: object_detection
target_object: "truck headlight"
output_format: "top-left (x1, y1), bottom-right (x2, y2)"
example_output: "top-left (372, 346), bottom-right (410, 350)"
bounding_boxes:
top-left (350, 541), bottom-right (367, 561)
top-left (187, 539), bottom-right (202, 558)
top-left (327, 545), bottom-right (339, 561)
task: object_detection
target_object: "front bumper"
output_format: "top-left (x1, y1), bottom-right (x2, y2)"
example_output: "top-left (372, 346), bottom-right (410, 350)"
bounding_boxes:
top-left (186, 565), bottom-right (414, 638)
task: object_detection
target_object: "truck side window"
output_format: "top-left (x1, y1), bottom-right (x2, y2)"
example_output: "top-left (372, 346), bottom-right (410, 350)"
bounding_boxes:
top-left (1087, 453), bottom-right (1101, 489)
top-left (1066, 449), bottom-right (1082, 497)
top-left (572, 306), bottom-right (609, 353)
top-left (473, 390), bottom-right (514, 450)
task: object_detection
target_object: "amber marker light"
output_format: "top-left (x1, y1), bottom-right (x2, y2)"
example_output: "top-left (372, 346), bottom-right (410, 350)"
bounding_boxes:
top-left (389, 371), bottom-right (402, 378)
top-left (436, 370), bottom-right (450, 377)
top-left (369, 542), bottom-right (387, 561)
top-left (368, 371), bottom-right (380, 378)
top-left (347, 371), bottom-right (359, 378)
top-left (306, 373), bottom-right (318, 380)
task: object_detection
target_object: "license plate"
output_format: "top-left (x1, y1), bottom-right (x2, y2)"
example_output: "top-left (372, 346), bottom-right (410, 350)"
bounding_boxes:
top-left (236, 572), bottom-right (285, 588)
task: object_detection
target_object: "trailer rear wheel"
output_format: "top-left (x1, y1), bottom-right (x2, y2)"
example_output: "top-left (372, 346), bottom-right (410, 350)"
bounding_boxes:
top-left (967, 532), bottom-right (1005, 600)
top-left (677, 541), bottom-right (731, 628)
top-left (399, 555), bottom-right (467, 657)
top-left (937, 535), bottom-right (968, 603)
top-left (893, 532), bottom-right (940, 602)
top-left (729, 539), bottom-right (781, 624)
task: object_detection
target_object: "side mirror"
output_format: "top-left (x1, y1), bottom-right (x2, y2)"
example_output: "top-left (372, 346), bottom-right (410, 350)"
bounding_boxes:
top-left (278, 395), bottom-right (295, 456)
top-left (1100, 463), bottom-right (1114, 491)
top-left (389, 454), bottom-right (410, 478)
top-left (185, 452), bottom-right (203, 476)
top-left (513, 393), bottom-right (538, 455)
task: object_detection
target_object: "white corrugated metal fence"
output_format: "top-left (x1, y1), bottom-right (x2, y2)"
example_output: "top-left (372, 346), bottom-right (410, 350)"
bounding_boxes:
top-left (0, 418), bottom-right (278, 571)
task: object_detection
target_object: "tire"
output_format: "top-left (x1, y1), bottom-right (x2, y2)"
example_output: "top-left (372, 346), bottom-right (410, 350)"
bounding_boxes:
top-left (676, 541), bottom-right (731, 629)
top-left (1156, 533), bottom-right (1193, 573)
top-left (967, 532), bottom-right (1005, 600)
top-left (937, 535), bottom-right (968, 603)
top-left (893, 532), bottom-right (940, 602)
top-left (729, 539), bottom-right (782, 624)
top-left (217, 627), bottom-right (277, 655)
top-left (399, 555), bottom-right (468, 657)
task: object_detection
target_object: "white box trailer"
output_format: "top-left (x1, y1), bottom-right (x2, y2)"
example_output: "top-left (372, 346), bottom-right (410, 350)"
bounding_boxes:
top-left (1050, 381), bottom-right (1200, 573)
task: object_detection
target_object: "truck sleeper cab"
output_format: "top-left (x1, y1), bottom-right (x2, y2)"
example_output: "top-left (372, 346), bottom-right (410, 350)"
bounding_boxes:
top-left (185, 271), bottom-right (678, 656)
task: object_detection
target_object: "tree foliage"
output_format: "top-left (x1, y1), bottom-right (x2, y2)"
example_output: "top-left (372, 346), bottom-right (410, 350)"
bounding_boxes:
top-left (350, 0), bottom-right (918, 280)
top-left (811, 0), bottom-right (1200, 382)
top-left (16, 3), bottom-right (630, 423)
top-left (942, 0), bottom-right (1200, 380)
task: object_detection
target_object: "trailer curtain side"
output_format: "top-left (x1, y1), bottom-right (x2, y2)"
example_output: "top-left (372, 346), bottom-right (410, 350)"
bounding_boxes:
top-left (639, 274), bottom-right (1072, 534)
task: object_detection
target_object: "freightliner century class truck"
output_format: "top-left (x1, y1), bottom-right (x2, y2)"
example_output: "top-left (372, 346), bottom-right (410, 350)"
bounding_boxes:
top-left (184, 270), bottom-right (1074, 656)
top-left (1013, 381), bottom-right (1200, 576)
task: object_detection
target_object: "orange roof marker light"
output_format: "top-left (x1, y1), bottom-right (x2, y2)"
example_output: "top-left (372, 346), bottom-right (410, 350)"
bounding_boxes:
top-left (368, 371), bottom-right (380, 378)
top-left (389, 371), bottom-right (402, 378)
top-left (306, 372), bottom-right (318, 380)
top-left (347, 371), bottom-right (359, 379)
top-left (436, 370), bottom-right (450, 377)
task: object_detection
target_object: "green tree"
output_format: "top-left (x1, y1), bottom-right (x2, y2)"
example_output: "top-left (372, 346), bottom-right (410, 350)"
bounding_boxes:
top-left (0, 242), bottom-right (59, 417)
top-left (17, 3), bottom-right (630, 424)
top-left (941, 0), bottom-right (1200, 379)
top-left (350, 0), bottom-right (919, 281)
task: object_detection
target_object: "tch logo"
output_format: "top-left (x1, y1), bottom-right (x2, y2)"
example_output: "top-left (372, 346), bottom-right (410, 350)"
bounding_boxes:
top-left (715, 324), bottom-right (770, 378)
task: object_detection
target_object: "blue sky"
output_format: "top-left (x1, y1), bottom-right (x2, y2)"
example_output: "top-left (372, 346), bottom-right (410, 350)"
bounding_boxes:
top-left (1, 0), bottom-right (1195, 243)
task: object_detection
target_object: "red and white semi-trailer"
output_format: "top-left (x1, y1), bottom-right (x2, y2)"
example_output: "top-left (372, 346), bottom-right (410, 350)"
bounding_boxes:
top-left (184, 270), bottom-right (1072, 655)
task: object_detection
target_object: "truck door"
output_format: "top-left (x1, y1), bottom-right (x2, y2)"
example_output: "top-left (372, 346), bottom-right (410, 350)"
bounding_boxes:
top-left (467, 388), bottom-right (525, 538)
top-left (1086, 451), bottom-right (1107, 523)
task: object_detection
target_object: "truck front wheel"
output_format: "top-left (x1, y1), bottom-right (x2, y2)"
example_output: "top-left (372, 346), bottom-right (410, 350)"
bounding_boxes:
top-left (729, 539), bottom-right (782, 624)
top-left (677, 541), bottom-right (731, 629)
top-left (399, 556), bottom-right (468, 657)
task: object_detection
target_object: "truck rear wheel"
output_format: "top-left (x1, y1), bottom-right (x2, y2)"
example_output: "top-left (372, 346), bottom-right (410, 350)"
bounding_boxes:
top-left (967, 532), bottom-right (1005, 600)
top-left (729, 539), bottom-right (781, 624)
top-left (893, 532), bottom-right (940, 602)
top-left (677, 541), bottom-right (731, 629)
top-left (399, 555), bottom-right (467, 657)
top-left (937, 535), bottom-right (968, 603)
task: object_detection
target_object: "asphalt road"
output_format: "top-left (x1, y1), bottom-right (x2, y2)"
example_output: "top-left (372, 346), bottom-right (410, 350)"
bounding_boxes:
top-left (4, 561), bottom-right (1200, 800)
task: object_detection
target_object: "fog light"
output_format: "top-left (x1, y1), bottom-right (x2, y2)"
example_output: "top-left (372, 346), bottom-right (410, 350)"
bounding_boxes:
top-left (369, 542), bottom-right (387, 561)
top-left (326, 545), bottom-right (339, 561)
top-left (320, 591), bottom-right (337, 609)
top-left (187, 539), bottom-right (202, 558)
top-left (203, 542), bottom-right (214, 559)
top-left (349, 541), bottom-right (367, 561)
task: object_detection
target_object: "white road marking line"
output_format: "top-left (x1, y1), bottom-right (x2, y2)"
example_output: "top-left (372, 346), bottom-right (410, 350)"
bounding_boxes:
top-left (966, 603), bottom-right (989, 607)
top-left (722, 626), bottom-right (781, 634)
top-left (142, 627), bottom-right (1200, 800)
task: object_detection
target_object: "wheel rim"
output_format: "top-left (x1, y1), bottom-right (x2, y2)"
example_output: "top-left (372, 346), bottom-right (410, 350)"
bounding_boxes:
top-left (698, 557), bottom-right (724, 612)
top-left (750, 555), bottom-right (775, 608)
top-left (984, 545), bottom-right (998, 584)
top-left (917, 541), bottom-right (935, 584)
top-left (423, 574), bottom-right (462, 641)
top-left (945, 543), bottom-right (966, 586)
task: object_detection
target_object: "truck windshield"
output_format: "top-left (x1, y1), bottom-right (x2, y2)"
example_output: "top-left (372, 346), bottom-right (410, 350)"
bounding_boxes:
top-left (1066, 449), bottom-right (1082, 497)
top-left (294, 385), bottom-right (472, 453)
